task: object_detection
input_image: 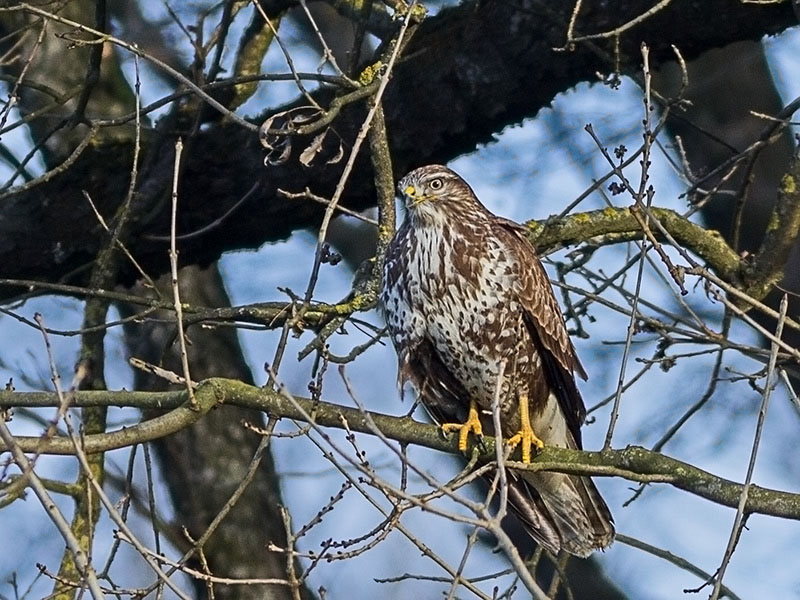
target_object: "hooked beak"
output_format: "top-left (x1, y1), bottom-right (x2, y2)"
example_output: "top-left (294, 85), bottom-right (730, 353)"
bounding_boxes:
top-left (402, 184), bottom-right (427, 206)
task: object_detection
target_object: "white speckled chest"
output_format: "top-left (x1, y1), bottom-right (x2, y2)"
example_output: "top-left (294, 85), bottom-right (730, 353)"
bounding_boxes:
top-left (382, 214), bottom-right (541, 409)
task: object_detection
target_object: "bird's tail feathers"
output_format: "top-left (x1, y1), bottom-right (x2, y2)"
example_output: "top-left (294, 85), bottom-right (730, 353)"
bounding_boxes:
top-left (536, 474), bottom-right (615, 557)
top-left (507, 479), bottom-right (562, 555)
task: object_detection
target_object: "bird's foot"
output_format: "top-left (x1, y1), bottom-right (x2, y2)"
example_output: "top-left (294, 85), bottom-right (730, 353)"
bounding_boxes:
top-left (506, 420), bottom-right (544, 463)
top-left (441, 401), bottom-right (483, 452)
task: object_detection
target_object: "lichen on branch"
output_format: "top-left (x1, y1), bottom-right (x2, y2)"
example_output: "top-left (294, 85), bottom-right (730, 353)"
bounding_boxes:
top-left (744, 144), bottom-right (800, 301)
top-left (527, 206), bottom-right (742, 285)
top-left (2, 378), bottom-right (799, 521)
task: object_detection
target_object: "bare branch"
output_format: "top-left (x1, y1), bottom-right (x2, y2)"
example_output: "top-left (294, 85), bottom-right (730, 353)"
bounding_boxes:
top-left (3, 379), bottom-right (800, 521)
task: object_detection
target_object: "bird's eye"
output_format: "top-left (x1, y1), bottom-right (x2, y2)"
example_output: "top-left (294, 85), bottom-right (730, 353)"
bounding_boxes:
top-left (429, 178), bottom-right (444, 191)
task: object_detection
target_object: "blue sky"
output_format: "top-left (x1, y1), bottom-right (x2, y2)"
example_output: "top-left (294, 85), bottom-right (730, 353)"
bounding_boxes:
top-left (1, 9), bottom-right (799, 600)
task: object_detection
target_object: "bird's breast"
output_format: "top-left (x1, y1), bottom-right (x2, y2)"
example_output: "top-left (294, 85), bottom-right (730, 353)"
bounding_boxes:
top-left (403, 224), bottom-right (533, 402)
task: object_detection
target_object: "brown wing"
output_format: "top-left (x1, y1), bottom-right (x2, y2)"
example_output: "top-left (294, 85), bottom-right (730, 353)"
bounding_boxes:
top-left (494, 218), bottom-right (588, 447)
top-left (398, 338), bottom-right (471, 426)
top-left (400, 336), bottom-right (612, 555)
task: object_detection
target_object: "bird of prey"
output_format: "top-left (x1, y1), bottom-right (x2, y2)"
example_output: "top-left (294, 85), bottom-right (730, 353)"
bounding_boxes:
top-left (381, 165), bottom-right (614, 557)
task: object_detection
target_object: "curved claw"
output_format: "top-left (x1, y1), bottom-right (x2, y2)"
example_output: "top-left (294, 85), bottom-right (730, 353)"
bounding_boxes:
top-left (506, 393), bottom-right (544, 463)
top-left (507, 422), bottom-right (544, 463)
top-left (442, 400), bottom-right (483, 452)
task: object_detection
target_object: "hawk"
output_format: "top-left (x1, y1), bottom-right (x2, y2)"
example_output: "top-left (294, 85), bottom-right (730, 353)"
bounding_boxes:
top-left (381, 165), bottom-right (614, 557)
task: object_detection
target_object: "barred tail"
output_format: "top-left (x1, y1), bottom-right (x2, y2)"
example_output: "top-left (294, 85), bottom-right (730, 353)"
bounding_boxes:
top-left (510, 471), bottom-right (614, 557)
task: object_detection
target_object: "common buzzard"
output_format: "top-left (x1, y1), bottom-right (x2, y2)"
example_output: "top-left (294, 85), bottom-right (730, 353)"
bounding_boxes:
top-left (381, 165), bottom-right (614, 557)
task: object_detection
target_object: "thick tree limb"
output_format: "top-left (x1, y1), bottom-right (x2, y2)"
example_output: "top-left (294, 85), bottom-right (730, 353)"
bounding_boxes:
top-left (528, 206), bottom-right (743, 285)
top-left (744, 142), bottom-right (800, 301)
top-left (0, 1), bottom-right (795, 297)
top-left (0, 205), bottom-right (749, 330)
top-left (0, 385), bottom-right (218, 454)
top-left (3, 378), bottom-right (800, 521)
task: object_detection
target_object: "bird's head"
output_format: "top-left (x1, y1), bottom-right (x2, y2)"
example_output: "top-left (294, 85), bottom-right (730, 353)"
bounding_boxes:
top-left (397, 165), bottom-right (480, 220)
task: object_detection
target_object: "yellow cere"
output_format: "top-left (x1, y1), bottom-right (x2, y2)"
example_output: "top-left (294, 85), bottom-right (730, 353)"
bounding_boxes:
top-left (405, 185), bottom-right (416, 196)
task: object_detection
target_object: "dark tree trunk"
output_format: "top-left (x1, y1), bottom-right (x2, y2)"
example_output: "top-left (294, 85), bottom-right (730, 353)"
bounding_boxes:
top-left (121, 264), bottom-right (314, 600)
top-left (0, 1), bottom-right (795, 297)
top-left (656, 40), bottom-right (800, 380)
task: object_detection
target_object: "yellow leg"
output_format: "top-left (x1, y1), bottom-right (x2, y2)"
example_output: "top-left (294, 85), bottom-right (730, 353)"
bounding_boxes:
top-left (442, 400), bottom-right (483, 452)
top-left (506, 393), bottom-right (544, 463)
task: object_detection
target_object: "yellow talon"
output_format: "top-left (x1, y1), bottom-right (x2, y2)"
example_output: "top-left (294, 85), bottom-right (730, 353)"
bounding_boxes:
top-left (442, 400), bottom-right (483, 452)
top-left (506, 393), bottom-right (544, 463)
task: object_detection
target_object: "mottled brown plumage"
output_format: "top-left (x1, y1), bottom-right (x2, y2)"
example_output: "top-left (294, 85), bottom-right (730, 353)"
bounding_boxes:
top-left (381, 165), bottom-right (614, 556)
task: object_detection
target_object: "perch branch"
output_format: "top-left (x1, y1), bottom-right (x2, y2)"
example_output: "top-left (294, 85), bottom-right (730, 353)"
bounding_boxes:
top-left (2, 378), bottom-right (800, 521)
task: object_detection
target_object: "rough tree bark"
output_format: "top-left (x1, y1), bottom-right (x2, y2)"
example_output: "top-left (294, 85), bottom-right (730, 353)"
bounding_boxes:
top-left (120, 265), bottom-right (313, 600)
top-left (0, 3), bottom-right (311, 597)
top-left (0, 1), bottom-right (796, 296)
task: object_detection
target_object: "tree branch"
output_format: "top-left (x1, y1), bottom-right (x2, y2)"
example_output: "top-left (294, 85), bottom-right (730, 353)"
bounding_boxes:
top-left (3, 378), bottom-right (800, 521)
top-left (0, 385), bottom-right (217, 455)
top-left (527, 206), bottom-right (743, 285)
top-left (744, 140), bottom-right (800, 301)
top-left (0, 204), bottom-right (748, 334)
top-left (0, 0), bottom-right (795, 296)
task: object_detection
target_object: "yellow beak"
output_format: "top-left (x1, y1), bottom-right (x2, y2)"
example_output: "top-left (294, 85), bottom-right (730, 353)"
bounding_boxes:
top-left (404, 184), bottom-right (429, 206)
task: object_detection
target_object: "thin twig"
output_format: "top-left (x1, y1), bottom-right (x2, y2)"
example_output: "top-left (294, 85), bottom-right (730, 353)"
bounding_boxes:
top-left (64, 408), bottom-right (194, 600)
top-left (781, 369), bottom-right (800, 416)
top-left (145, 182), bottom-right (261, 242)
top-left (11, 3), bottom-right (257, 131)
top-left (301, 4), bottom-right (417, 306)
top-left (120, 535), bottom-right (293, 587)
top-left (0, 421), bottom-right (105, 600)
top-left (709, 294), bottom-right (788, 600)
top-left (138, 422), bottom-right (278, 598)
top-left (616, 534), bottom-right (742, 600)
top-left (251, 0), bottom-right (321, 110)
top-left (560, 0), bottom-right (673, 46)
top-left (168, 138), bottom-right (196, 408)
